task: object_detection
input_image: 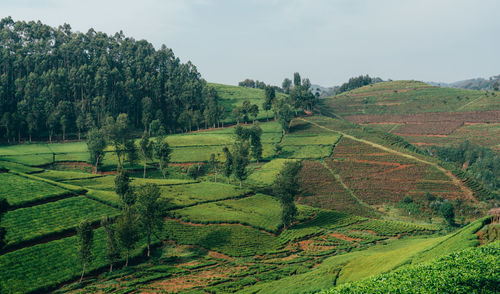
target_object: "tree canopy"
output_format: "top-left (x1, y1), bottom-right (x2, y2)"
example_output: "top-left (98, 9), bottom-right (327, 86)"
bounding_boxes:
top-left (0, 17), bottom-right (223, 142)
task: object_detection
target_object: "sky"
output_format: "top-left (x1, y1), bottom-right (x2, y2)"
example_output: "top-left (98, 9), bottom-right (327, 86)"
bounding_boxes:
top-left (1, 0), bottom-right (499, 87)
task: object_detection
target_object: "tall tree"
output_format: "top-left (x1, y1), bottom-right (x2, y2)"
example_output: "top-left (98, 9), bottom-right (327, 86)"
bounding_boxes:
top-left (250, 125), bottom-right (263, 163)
top-left (273, 161), bottom-right (302, 229)
top-left (101, 216), bottom-right (120, 272)
top-left (86, 128), bottom-right (106, 173)
top-left (139, 132), bottom-right (153, 178)
top-left (103, 113), bottom-right (132, 170)
top-left (276, 100), bottom-right (293, 135)
top-left (222, 147), bottom-right (233, 184)
top-left (208, 153), bottom-right (219, 182)
top-left (77, 219), bottom-right (94, 282)
top-left (293, 72), bottom-right (301, 87)
top-left (115, 208), bottom-right (140, 267)
top-left (115, 170), bottom-right (135, 207)
top-left (232, 142), bottom-right (250, 188)
top-left (263, 86), bottom-right (276, 120)
top-left (282, 78), bottom-right (292, 94)
top-left (136, 183), bottom-right (165, 257)
top-left (153, 138), bottom-right (171, 179)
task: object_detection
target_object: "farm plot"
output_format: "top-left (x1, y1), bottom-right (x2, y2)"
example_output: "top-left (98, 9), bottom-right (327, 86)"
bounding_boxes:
top-left (171, 194), bottom-right (282, 233)
top-left (0, 142), bottom-right (89, 166)
top-left (0, 160), bottom-right (43, 173)
top-left (2, 196), bottom-right (119, 247)
top-left (246, 159), bottom-right (296, 186)
top-left (348, 219), bottom-right (439, 236)
top-left (0, 227), bottom-right (156, 294)
top-left (327, 137), bottom-right (467, 204)
top-left (0, 172), bottom-right (72, 207)
top-left (298, 160), bottom-right (376, 217)
top-left (36, 170), bottom-right (101, 182)
top-left (164, 220), bottom-right (279, 257)
top-left (161, 182), bottom-right (250, 208)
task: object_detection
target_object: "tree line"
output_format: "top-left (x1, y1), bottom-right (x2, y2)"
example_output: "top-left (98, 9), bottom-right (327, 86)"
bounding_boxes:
top-left (0, 17), bottom-right (225, 143)
top-left (78, 170), bottom-right (166, 281)
top-left (429, 141), bottom-right (500, 191)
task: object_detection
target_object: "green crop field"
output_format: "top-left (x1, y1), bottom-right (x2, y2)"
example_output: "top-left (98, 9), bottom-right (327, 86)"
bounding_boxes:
top-left (0, 172), bottom-right (71, 207)
top-left (172, 194), bottom-right (282, 232)
top-left (246, 159), bottom-right (296, 186)
top-left (2, 196), bottom-right (119, 247)
top-left (325, 241), bottom-right (499, 294)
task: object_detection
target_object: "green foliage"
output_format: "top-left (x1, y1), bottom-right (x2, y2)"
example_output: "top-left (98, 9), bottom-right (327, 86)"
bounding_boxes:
top-left (233, 141), bottom-right (250, 187)
top-left (246, 159), bottom-right (296, 186)
top-left (349, 219), bottom-right (439, 236)
top-left (440, 201), bottom-right (455, 226)
top-left (324, 242), bottom-right (500, 294)
top-left (164, 220), bottom-right (278, 257)
top-left (77, 219), bottom-right (94, 281)
top-left (86, 128), bottom-right (106, 172)
top-left (101, 216), bottom-right (120, 272)
top-left (274, 161), bottom-right (302, 229)
top-left (172, 194), bottom-right (282, 233)
top-left (115, 170), bottom-right (134, 207)
top-left (2, 196), bottom-right (119, 247)
top-left (153, 138), bottom-right (171, 179)
top-left (135, 183), bottom-right (166, 256)
top-left (0, 172), bottom-right (70, 207)
top-left (162, 182), bottom-right (250, 208)
top-left (115, 209), bottom-right (140, 266)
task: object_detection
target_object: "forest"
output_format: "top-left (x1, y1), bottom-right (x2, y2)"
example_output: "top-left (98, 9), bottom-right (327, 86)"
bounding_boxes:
top-left (0, 17), bottom-right (224, 142)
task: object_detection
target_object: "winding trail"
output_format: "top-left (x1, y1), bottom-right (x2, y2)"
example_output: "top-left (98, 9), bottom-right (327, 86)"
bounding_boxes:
top-left (299, 118), bottom-right (477, 202)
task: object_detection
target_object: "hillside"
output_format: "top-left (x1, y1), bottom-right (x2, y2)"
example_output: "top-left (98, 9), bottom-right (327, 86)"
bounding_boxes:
top-left (1, 110), bottom-right (496, 293)
top-left (322, 81), bottom-right (500, 154)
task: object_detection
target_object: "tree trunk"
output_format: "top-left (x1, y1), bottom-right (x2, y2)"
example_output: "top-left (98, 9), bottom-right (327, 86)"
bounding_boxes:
top-left (29, 133), bottom-right (32, 143)
top-left (147, 233), bottom-right (151, 257)
top-left (79, 262), bottom-right (86, 282)
top-left (125, 250), bottom-right (129, 267)
top-left (78, 130), bottom-right (81, 141)
top-left (214, 171), bottom-right (217, 183)
top-left (95, 157), bottom-right (99, 174)
top-left (239, 180), bottom-right (242, 188)
top-left (143, 160), bottom-right (147, 178)
top-left (109, 263), bottom-right (113, 273)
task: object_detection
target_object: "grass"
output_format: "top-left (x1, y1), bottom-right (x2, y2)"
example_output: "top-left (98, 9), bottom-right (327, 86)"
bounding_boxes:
top-left (2, 196), bottom-right (119, 247)
top-left (0, 172), bottom-right (71, 207)
top-left (172, 194), bottom-right (282, 232)
top-left (0, 160), bottom-right (43, 173)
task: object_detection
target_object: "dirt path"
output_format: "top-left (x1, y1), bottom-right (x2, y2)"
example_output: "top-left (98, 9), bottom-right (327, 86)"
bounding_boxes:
top-left (319, 161), bottom-right (374, 211)
top-left (301, 118), bottom-right (477, 202)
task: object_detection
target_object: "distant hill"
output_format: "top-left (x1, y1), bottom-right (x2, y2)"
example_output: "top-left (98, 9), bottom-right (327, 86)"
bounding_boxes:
top-left (428, 75), bottom-right (500, 90)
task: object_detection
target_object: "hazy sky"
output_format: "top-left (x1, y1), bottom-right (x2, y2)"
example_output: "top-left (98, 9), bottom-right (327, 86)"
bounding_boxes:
top-left (1, 0), bottom-right (499, 86)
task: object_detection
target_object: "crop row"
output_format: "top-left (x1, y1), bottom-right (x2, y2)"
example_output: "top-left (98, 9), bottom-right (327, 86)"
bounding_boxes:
top-left (298, 160), bottom-right (376, 217)
top-left (0, 227), bottom-right (157, 294)
top-left (3, 196), bottom-right (119, 248)
top-left (0, 172), bottom-right (72, 207)
top-left (348, 220), bottom-right (439, 236)
top-left (326, 241), bottom-right (499, 293)
top-left (171, 194), bottom-right (282, 233)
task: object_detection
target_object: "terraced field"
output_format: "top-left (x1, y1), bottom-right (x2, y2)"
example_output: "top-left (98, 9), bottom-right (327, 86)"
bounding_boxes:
top-left (322, 81), bottom-right (500, 153)
top-left (0, 113), bottom-right (494, 294)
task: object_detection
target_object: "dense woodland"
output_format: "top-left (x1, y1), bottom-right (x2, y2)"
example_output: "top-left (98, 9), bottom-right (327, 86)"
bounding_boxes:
top-left (430, 142), bottom-right (500, 191)
top-left (0, 17), bottom-right (225, 142)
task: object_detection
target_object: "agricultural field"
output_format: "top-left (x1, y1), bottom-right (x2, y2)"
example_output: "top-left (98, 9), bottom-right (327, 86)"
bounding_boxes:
top-left (210, 83), bottom-right (289, 123)
top-left (321, 81), bottom-right (500, 153)
top-left (0, 110), bottom-right (496, 294)
top-left (0, 172), bottom-right (73, 207)
top-left (2, 196), bottom-right (119, 247)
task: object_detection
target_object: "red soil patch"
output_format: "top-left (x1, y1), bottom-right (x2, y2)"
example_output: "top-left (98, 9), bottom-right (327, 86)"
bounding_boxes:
top-left (328, 233), bottom-right (362, 242)
top-left (208, 251), bottom-right (234, 261)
